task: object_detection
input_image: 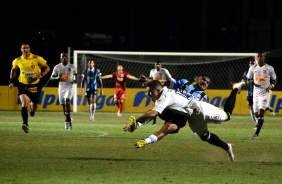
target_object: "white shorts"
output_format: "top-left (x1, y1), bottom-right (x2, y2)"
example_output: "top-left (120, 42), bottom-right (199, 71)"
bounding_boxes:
top-left (188, 101), bottom-right (227, 136)
top-left (58, 84), bottom-right (74, 104)
top-left (253, 93), bottom-right (271, 113)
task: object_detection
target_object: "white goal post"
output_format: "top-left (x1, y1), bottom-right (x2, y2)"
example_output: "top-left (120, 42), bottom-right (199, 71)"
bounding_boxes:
top-left (72, 50), bottom-right (256, 112)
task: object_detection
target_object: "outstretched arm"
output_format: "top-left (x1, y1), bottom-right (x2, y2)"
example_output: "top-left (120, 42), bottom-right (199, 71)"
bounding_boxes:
top-left (128, 75), bottom-right (140, 81)
top-left (123, 109), bottom-right (159, 132)
top-left (139, 74), bottom-right (170, 87)
top-left (100, 74), bottom-right (113, 79)
top-left (136, 110), bottom-right (159, 124)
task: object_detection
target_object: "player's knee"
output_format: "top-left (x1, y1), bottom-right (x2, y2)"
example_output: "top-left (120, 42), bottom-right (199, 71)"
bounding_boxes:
top-left (65, 98), bottom-right (71, 104)
top-left (200, 132), bottom-right (210, 141)
top-left (258, 113), bottom-right (264, 118)
top-left (165, 123), bottom-right (178, 133)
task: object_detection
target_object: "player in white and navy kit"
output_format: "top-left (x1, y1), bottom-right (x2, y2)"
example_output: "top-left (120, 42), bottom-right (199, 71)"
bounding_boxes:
top-left (247, 52), bottom-right (277, 140)
top-left (51, 52), bottom-right (77, 130)
top-left (149, 60), bottom-right (172, 81)
top-left (137, 75), bottom-right (210, 136)
top-left (81, 60), bottom-right (104, 121)
top-left (242, 58), bottom-right (275, 129)
top-left (124, 80), bottom-right (246, 161)
top-left (149, 60), bottom-right (173, 125)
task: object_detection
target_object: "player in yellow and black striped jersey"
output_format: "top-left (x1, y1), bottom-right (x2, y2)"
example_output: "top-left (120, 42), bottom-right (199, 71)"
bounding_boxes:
top-left (8, 42), bottom-right (50, 133)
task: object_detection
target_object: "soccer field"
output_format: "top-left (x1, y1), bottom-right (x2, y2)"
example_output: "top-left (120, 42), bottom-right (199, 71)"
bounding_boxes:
top-left (0, 111), bottom-right (281, 184)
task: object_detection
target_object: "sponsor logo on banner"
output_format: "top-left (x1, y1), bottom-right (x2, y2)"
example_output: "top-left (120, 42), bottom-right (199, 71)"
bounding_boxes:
top-left (13, 88), bottom-right (281, 114)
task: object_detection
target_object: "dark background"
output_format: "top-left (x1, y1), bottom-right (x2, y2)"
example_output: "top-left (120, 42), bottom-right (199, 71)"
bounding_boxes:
top-left (2, 0), bottom-right (282, 87)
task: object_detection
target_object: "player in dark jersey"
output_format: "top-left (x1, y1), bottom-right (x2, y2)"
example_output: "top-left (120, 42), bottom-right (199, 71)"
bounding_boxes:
top-left (81, 60), bottom-right (104, 121)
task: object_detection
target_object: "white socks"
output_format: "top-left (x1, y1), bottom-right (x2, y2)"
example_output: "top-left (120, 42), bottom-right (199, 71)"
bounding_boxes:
top-left (89, 103), bottom-right (97, 117)
top-left (144, 135), bottom-right (158, 145)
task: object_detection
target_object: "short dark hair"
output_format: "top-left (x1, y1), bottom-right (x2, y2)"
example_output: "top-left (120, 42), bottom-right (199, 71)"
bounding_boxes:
top-left (147, 80), bottom-right (162, 90)
top-left (20, 42), bottom-right (30, 47)
top-left (155, 60), bottom-right (162, 65)
top-left (198, 74), bottom-right (212, 82)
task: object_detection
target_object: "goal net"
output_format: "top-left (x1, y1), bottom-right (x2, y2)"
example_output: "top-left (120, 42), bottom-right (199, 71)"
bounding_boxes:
top-left (72, 50), bottom-right (256, 112)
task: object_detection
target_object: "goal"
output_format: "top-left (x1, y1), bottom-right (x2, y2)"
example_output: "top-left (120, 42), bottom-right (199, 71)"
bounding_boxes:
top-left (72, 50), bottom-right (256, 112)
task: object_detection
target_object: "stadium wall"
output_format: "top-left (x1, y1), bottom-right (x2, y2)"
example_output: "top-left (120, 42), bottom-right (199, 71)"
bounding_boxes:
top-left (1, 86), bottom-right (281, 116)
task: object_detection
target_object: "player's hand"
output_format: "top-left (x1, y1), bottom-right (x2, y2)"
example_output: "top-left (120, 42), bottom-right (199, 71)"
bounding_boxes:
top-left (123, 116), bottom-right (138, 133)
top-left (9, 83), bottom-right (14, 89)
top-left (123, 125), bottom-right (130, 132)
top-left (139, 74), bottom-right (150, 86)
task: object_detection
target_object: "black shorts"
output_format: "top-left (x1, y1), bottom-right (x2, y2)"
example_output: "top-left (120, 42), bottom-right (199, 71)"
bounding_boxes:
top-left (18, 82), bottom-right (42, 104)
top-left (247, 96), bottom-right (253, 106)
top-left (85, 90), bottom-right (98, 98)
top-left (158, 109), bottom-right (188, 134)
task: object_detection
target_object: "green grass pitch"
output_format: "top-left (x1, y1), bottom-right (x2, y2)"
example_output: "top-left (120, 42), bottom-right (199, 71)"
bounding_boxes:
top-left (0, 111), bottom-right (281, 184)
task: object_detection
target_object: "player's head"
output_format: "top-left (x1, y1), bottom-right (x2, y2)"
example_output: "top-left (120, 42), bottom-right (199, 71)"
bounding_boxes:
top-left (256, 52), bottom-right (265, 65)
top-left (20, 42), bottom-right (31, 56)
top-left (196, 74), bottom-right (211, 90)
top-left (88, 60), bottom-right (95, 69)
top-left (60, 52), bottom-right (68, 66)
top-left (146, 80), bottom-right (163, 102)
top-left (117, 65), bottom-right (123, 73)
top-left (154, 60), bottom-right (162, 70)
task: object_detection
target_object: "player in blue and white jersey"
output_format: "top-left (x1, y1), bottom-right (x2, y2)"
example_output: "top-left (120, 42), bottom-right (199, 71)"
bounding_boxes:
top-left (168, 74), bottom-right (210, 102)
top-left (81, 60), bottom-right (104, 121)
top-left (242, 59), bottom-right (256, 125)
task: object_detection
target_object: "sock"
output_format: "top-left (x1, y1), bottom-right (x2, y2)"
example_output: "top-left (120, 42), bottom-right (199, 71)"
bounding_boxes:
top-left (62, 104), bottom-right (66, 115)
top-left (88, 105), bottom-right (91, 116)
top-left (21, 107), bottom-right (28, 125)
top-left (89, 104), bottom-right (93, 116)
top-left (223, 90), bottom-right (237, 116)
top-left (93, 103), bottom-right (96, 116)
top-left (65, 111), bottom-right (71, 122)
top-left (153, 116), bottom-right (156, 124)
top-left (255, 117), bottom-right (264, 136)
top-left (144, 135), bottom-right (158, 145)
top-left (205, 132), bottom-right (229, 151)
